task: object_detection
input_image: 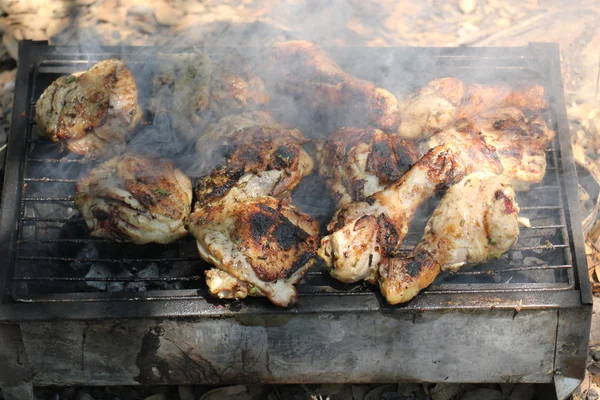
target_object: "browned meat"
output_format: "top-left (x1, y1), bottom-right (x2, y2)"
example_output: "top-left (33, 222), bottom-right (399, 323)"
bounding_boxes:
top-left (456, 82), bottom-right (548, 120)
top-left (75, 153), bottom-right (192, 244)
top-left (319, 142), bottom-right (502, 284)
top-left (396, 77), bottom-right (548, 140)
top-left (315, 127), bottom-right (419, 206)
top-left (151, 52), bottom-right (270, 140)
top-left (262, 40), bottom-right (400, 131)
top-left (35, 59), bottom-right (143, 157)
top-left (185, 196), bottom-right (319, 307)
top-left (397, 77), bottom-right (466, 139)
top-left (186, 112), bottom-right (318, 307)
top-left (471, 107), bottom-right (556, 190)
top-left (194, 113), bottom-right (314, 208)
top-left (379, 172), bottom-right (520, 304)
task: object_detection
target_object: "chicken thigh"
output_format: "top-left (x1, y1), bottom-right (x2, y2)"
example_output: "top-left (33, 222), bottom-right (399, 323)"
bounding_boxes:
top-left (75, 153), bottom-right (192, 244)
top-left (35, 59), bottom-right (143, 157)
top-left (185, 196), bottom-right (319, 307)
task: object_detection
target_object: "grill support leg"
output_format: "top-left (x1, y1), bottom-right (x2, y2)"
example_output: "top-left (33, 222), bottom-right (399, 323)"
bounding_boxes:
top-left (0, 324), bottom-right (33, 400)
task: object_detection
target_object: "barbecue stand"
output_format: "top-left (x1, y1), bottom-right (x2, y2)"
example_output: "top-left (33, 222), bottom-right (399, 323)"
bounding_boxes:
top-left (0, 41), bottom-right (592, 400)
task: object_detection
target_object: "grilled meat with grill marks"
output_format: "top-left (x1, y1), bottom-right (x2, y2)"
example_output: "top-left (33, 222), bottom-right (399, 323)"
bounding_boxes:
top-left (185, 196), bottom-right (319, 307)
top-left (262, 40), bottom-right (400, 131)
top-left (315, 127), bottom-right (419, 206)
top-left (319, 142), bottom-right (502, 284)
top-left (152, 52), bottom-right (270, 140)
top-left (423, 107), bottom-right (555, 190)
top-left (35, 59), bottom-right (143, 157)
top-left (396, 77), bottom-right (548, 140)
top-left (187, 112), bottom-right (318, 307)
top-left (75, 153), bottom-right (192, 244)
top-left (472, 107), bottom-right (556, 191)
top-left (194, 111), bottom-right (306, 172)
top-left (379, 172), bottom-right (520, 304)
top-left (194, 114), bottom-right (314, 208)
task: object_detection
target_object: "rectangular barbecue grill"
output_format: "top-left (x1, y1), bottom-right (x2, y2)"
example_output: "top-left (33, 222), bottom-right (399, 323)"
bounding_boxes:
top-left (0, 41), bottom-right (592, 400)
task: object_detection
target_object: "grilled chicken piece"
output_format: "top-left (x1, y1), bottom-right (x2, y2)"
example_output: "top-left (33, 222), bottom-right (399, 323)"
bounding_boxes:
top-left (185, 196), bottom-right (319, 307)
top-left (319, 142), bottom-right (502, 284)
top-left (396, 77), bottom-right (548, 140)
top-left (456, 83), bottom-right (548, 120)
top-left (75, 153), bottom-right (192, 244)
top-left (35, 59), bottom-right (143, 158)
top-left (315, 127), bottom-right (419, 206)
top-left (471, 107), bottom-right (555, 191)
top-left (194, 111), bottom-right (304, 172)
top-left (187, 112), bottom-right (318, 307)
top-left (397, 77), bottom-right (466, 140)
top-left (152, 52), bottom-right (269, 140)
top-left (379, 172), bottom-right (520, 304)
top-left (194, 114), bottom-right (314, 208)
top-left (262, 40), bottom-right (400, 131)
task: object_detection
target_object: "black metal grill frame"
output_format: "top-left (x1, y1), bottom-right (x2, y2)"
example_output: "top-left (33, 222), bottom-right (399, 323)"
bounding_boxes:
top-left (0, 41), bottom-right (592, 321)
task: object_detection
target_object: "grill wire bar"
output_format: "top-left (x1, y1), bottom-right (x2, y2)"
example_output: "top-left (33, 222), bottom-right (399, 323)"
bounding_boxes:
top-left (0, 42), bottom-right (588, 309)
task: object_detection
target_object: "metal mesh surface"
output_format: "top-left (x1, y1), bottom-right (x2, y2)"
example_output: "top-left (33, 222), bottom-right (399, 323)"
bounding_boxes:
top-left (4, 47), bottom-right (580, 304)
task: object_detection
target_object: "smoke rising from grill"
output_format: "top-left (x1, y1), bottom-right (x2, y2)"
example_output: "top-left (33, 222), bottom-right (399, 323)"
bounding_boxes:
top-left (16, 0), bottom-right (580, 298)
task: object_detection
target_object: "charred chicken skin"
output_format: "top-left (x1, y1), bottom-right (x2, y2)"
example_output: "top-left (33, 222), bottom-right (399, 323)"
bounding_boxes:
top-left (262, 40), bottom-right (400, 131)
top-left (379, 172), bottom-right (520, 304)
top-left (186, 114), bottom-right (318, 307)
top-left (35, 59), bottom-right (143, 158)
top-left (75, 153), bottom-right (192, 244)
top-left (185, 196), bottom-right (319, 307)
top-left (423, 108), bottom-right (555, 191)
top-left (152, 52), bottom-right (270, 141)
top-left (315, 128), bottom-right (419, 206)
top-left (319, 142), bottom-right (502, 284)
top-left (194, 112), bottom-right (314, 207)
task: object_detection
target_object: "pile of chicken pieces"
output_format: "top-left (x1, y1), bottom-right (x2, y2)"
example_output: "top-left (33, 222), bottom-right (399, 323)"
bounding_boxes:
top-left (35, 40), bottom-right (555, 307)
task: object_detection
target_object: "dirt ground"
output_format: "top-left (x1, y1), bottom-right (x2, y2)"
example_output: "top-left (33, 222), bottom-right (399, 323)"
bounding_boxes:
top-left (0, 0), bottom-right (599, 399)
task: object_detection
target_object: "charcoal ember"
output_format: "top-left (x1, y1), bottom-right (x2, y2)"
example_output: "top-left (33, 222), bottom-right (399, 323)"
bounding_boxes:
top-left (71, 244), bottom-right (99, 271)
top-left (58, 214), bottom-right (90, 257)
top-left (107, 270), bottom-right (134, 292)
top-left (84, 264), bottom-right (112, 291)
top-left (137, 263), bottom-right (159, 278)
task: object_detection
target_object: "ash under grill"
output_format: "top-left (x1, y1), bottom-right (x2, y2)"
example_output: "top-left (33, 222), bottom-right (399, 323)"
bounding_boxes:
top-left (0, 42), bottom-right (589, 311)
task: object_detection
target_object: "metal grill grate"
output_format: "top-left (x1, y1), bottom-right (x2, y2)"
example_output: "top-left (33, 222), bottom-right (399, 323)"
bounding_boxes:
top-left (0, 43), bottom-right (586, 308)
